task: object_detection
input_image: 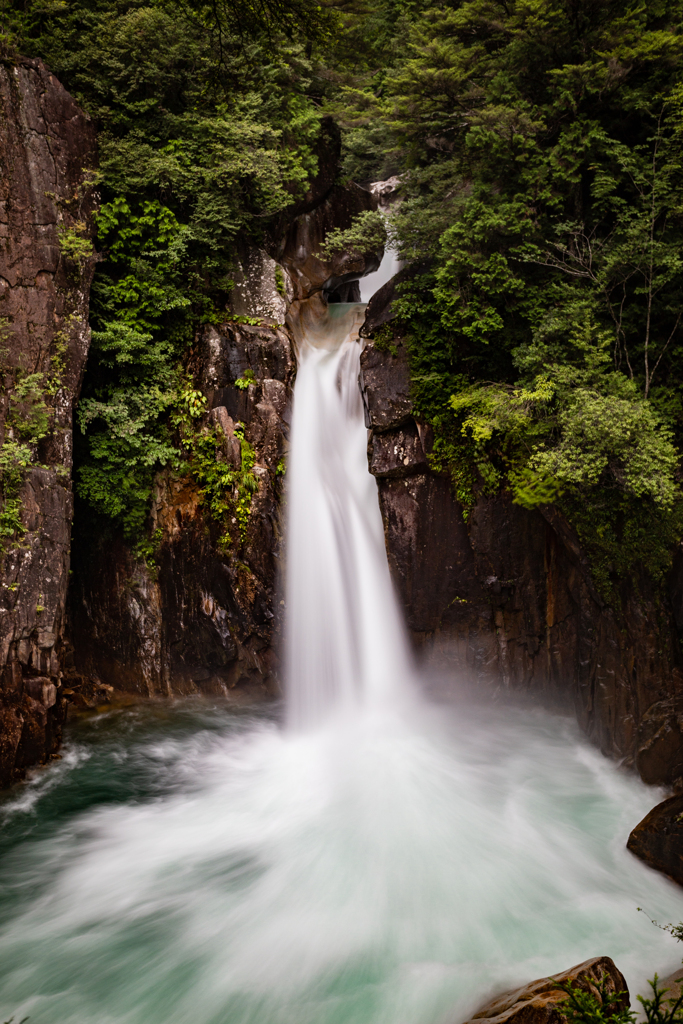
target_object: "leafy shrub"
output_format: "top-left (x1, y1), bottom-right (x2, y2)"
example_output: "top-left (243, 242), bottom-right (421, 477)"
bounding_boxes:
top-left (555, 972), bottom-right (683, 1024)
top-left (57, 222), bottom-right (94, 268)
top-left (318, 210), bottom-right (387, 259)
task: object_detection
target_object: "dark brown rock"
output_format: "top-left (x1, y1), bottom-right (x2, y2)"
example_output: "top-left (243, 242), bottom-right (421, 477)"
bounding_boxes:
top-left (360, 264), bottom-right (413, 338)
top-left (360, 338), bottom-right (413, 431)
top-left (278, 181), bottom-right (379, 301)
top-left (369, 422), bottom-right (427, 478)
top-left (627, 795), bottom-right (683, 886)
top-left (69, 533), bottom-right (164, 696)
top-left (464, 957), bottom-right (629, 1024)
top-left (0, 58), bottom-right (96, 786)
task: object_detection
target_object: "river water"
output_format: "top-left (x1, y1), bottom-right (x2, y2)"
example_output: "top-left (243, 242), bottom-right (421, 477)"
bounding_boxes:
top-left (1, 298), bottom-right (683, 1024)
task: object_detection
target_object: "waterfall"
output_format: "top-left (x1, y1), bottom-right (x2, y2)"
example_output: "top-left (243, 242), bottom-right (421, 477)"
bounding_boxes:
top-left (1, 283), bottom-right (683, 1024)
top-left (284, 301), bottom-right (412, 729)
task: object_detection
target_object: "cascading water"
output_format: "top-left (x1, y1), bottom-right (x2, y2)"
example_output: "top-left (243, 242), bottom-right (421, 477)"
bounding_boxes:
top-left (1, 291), bottom-right (683, 1024)
top-left (284, 300), bottom-right (413, 728)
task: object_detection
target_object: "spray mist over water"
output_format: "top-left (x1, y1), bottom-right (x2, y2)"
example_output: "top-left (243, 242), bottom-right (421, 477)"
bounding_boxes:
top-left (1, 300), bottom-right (683, 1024)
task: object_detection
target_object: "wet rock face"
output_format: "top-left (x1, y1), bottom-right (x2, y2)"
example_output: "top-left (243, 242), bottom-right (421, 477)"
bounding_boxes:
top-left (627, 795), bottom-right (683, 887)
top-left (360, 280), bottom-right (683, 788)
top-left (360, 338), bottom-right (413, 432)
top-left (0, 59), bottom-right (97, 786)
top-left (463, 957), bottom-right (629, 1024)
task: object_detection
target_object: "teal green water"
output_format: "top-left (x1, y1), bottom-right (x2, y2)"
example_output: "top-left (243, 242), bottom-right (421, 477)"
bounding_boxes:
top-left (0, 696), bottom-right (682, 1024)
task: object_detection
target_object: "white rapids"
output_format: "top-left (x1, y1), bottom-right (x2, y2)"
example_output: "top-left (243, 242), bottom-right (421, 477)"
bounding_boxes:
top-left (1, 297), bottom-right (683, 1024)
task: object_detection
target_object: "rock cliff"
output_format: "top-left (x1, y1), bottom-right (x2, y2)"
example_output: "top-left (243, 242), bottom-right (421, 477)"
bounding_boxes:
top-left (360, 277), bottom-right (683, 790)
top-left (67, 137), bottom-right (379, 699)
top-left (0, 58), bottom-right (97, 785)
top-left (69, 317), bottom-right (295, 697)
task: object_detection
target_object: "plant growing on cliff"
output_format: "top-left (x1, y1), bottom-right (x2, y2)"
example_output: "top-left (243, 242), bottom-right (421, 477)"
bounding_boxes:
top-left (57, 221), bottom-right (94, 270)
top-left (0, 324), bottom-right (63, 553)
top-left (172, 387), bottom-right (259, 547)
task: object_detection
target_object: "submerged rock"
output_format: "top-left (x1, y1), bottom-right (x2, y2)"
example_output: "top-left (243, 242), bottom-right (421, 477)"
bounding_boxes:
top-left (627, 794), bottom-right (683, 887)
top-left (463, 957), bottom-right (629, 1024)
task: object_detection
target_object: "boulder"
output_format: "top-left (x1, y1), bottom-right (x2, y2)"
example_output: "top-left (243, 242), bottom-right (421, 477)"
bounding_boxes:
top-left (656, 967), bottom-right (683, 1006)
top-left (463, 957), bottom-right (629, 1024)
top-left (627, 794), bottom-right (683, 886)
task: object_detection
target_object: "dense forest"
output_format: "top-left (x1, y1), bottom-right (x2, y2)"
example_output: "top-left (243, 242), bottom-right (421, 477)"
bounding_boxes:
top-left (2, 0), bottom-right (683, 600)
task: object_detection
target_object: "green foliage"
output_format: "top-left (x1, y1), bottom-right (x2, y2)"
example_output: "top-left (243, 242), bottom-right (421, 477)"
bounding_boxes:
top-left (75, 320), bottom-right (183, 537)
top-left (274, 264), bottom-right (286, 297)
top-left (57, 221), bottom-right (94, 268)
top-left (554, 973), bottom-right (634, 1024)
top-left (555, 972), bottom-right (683, 1024)
top-left (180, 420), bottom-right (258, 546)
top-left (0, 442), bottom-right (33, 548)
top-left (234, 370), bottom-right (257, 390)
top-left (10, 0), bottom-right (330, 544)
top-left (351, 0), bottom-right (683, 592)
top-left (318, 209), bottom-right (387, 259)
top-left (0, 314), bottom-right (65, 552)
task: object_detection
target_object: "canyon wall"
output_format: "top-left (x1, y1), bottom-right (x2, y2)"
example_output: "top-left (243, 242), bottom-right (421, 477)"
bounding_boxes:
top-left (67, 144), bottom-right (380, 699)
top-left (0, 58), bottom-right (97, 785)
top-left (360, 278), bottom-right (683, 790)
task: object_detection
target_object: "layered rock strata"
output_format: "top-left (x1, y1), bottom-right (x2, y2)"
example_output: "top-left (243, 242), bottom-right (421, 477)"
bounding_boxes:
top-left (360, 277), bottom-right (683, 789)
top-left (0, 59), bottom-right (97, 785)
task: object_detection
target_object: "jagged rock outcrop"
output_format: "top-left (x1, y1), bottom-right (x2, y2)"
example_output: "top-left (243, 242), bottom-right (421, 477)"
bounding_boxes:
top-left (0, 58), bottom-right (97, 785)
top-left (276, 180), bottom-right (379, 303)
top-left (462, 957), bottom-right (629, 1024)
top-left (360, 277), bottom-right (683, 789)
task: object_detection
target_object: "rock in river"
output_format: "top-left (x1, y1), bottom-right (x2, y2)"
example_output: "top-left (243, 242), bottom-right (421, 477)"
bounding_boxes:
top-left (462, 956), bottom-right (629, 1024)
top-left (627, 794), bottom-right (683, 887)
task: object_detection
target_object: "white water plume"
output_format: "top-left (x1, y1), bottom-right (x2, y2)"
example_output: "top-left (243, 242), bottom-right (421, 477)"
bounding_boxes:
top-left (1, 295), bottom-right (683, 1024)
